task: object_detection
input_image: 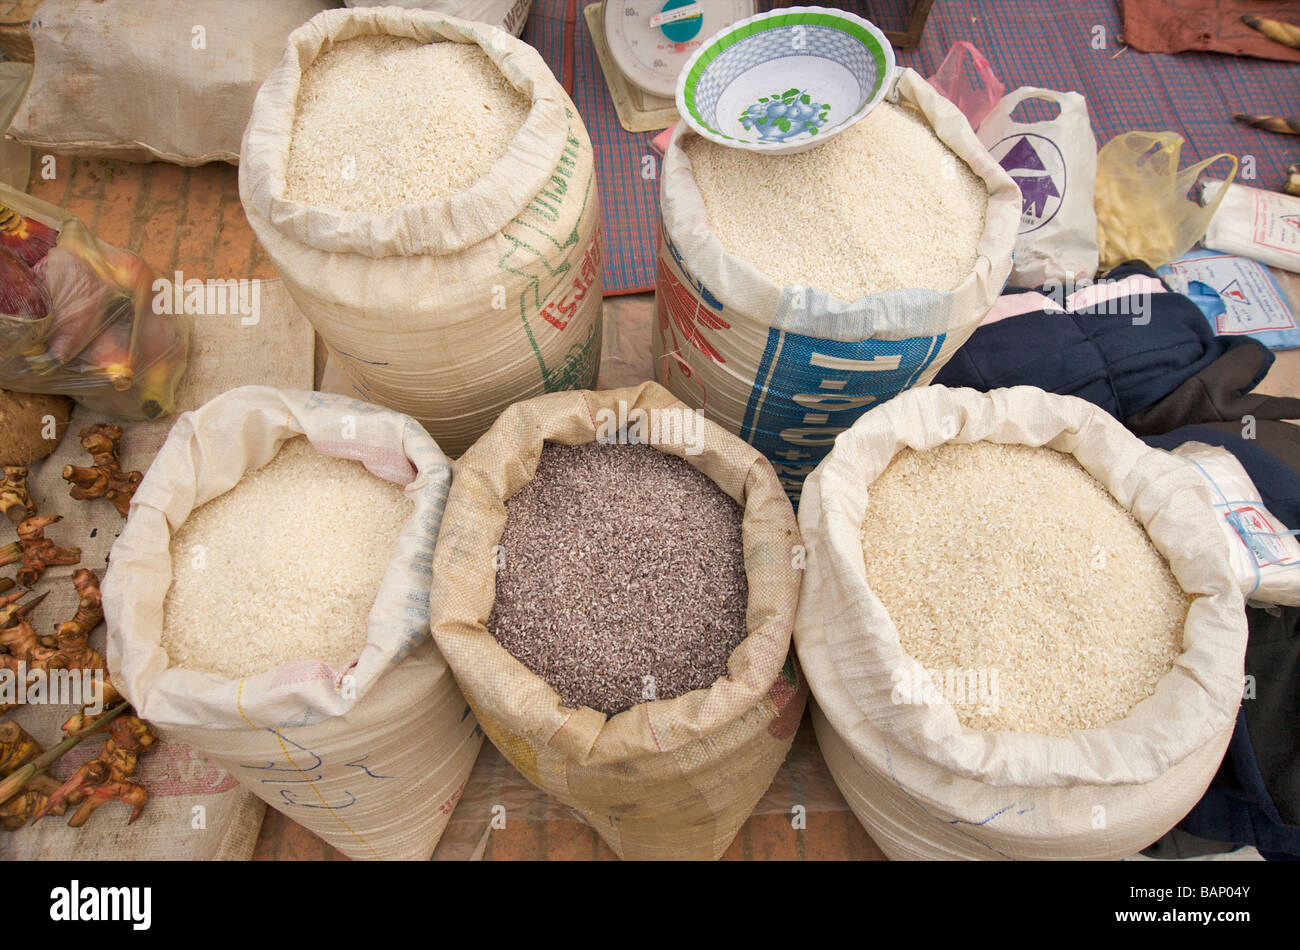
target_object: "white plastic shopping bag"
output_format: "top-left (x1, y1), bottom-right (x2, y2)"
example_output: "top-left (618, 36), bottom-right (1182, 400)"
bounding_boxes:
top-left (979, 87), bottom-right (1099, 286)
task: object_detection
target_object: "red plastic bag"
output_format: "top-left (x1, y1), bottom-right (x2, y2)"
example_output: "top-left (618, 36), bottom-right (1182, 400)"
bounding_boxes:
top-left (927, 42), bottom-right (1005, 131)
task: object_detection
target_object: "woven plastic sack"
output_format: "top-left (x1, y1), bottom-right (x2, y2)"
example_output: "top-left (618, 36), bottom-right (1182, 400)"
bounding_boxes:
top-left (1095, 131), bottom-right (1236, 271)
top-left (654, 68), bottom-right (1019, 505)
top-left (241, 8), bottom-right (602, 457)
top-left (342, 0), bottom-right (532, 36)
top-left (429, 381), bottom-right (806, 860)
top-left (10, 0), bottom-right (334, 165)
top-left (979, 87), bottom-right (1099, 285)
top-left (1171, 441), bottom-right (1300, 607)
top-left (795, 385), bottom-right (1247, 860)
top-left (0, 63), bottom-right (31, 190)
top-left (104, 386), bottom-right (483, 861)
top-left (0, 183), bottom-right (189, 420)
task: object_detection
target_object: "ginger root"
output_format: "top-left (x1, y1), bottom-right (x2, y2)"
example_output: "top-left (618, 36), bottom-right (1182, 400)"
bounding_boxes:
top-left (0, 573), bottom-right (145, 830)
top-left (0, 589), bottom-right (50, 713)
top-left (43, 570), bottom-right (120, 709)
top-left (0, 722), bottom-right (67, 830)
top-left (0, 588), bottom-right (47, 661)
top-left (0, 573), bottom-right (119, 715)
top-left (62, 423), bottom-right (141, 518)
top-left (0, 775), bottom-right (67, 829)
top-left (34, 713), bottom-right (156, 827)
top-left (0, 466), bottom-right (34, 525)
top-left (0, 515), bottom-right (80, 588)
top-left (0, 721), bottom-right (41, 776)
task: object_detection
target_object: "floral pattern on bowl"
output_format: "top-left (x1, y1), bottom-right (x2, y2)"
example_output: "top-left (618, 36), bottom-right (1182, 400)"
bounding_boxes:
top-left (739, 89), bottom-right (831, 142)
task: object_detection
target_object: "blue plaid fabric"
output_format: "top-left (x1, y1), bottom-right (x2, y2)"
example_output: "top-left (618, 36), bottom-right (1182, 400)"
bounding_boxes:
top-left (522, 0), bottom-right (1296, 294)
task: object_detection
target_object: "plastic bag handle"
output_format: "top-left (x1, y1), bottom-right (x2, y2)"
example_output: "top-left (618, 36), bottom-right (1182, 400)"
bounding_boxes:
top-left (982, 86), bottom-right (1082, 129)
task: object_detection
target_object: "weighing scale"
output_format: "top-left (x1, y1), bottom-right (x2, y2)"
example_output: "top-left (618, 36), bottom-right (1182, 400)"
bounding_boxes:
top-left (604, 0), bottom-right (753, 98)
top-left (589, 0), bottom-right (753, 132)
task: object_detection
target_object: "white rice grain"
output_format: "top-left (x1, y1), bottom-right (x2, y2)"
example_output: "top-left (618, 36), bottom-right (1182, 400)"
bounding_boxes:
top-left (860, 442), bottom-right (1188, 736)
top-left (162, 437), bottom-right (414, 678)
top-left (284, 35), bottom-right (531, 213)
top-left (684, 101), bottom-right (987, 299)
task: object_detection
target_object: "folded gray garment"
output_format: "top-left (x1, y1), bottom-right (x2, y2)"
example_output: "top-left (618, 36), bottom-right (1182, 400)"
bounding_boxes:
top-left (1126, 343), bottom-right (1300, 437)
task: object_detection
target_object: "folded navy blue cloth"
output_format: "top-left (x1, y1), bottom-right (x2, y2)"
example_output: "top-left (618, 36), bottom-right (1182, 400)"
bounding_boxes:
top-left (935, 264), bottom-right (1273, 421)
top-left (1174, 608), bottom-right (1300, 862)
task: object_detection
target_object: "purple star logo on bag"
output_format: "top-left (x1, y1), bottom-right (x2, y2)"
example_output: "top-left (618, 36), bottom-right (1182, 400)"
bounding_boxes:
top-left (1015, 174), bottom-right (1061, 219)
top-left (991, 133), bottom-right (1068, 233)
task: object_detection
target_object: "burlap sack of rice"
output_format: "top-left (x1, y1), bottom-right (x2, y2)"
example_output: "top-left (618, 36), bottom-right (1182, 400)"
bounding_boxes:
top-left (429, 381), bottom-right (806, 859)
top-left (342, 0), bottom-right (533, 36)
top-left (240, 7), bottom-right (602, 457)
top-left (654, 68), bottom-right (1020, 504)
top-left (794, 385), bottom-right (1247, 860)
top-left (104, 387), bottom-right (482, 861)
top-left (10, 0), bottom-right (334, 164)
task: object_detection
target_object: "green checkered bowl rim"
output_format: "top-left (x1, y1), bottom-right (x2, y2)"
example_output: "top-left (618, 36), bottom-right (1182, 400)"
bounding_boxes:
top-left (675, 6), bottom-right (895, 150)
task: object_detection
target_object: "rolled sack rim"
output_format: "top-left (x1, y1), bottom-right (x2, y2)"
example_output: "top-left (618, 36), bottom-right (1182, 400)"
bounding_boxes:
top-left (239, 7), bottom-right (570, 259)
top-left (659, 67), bottom-right (1021, 344)
top-left (794, 385), bottom-right (1247, 788)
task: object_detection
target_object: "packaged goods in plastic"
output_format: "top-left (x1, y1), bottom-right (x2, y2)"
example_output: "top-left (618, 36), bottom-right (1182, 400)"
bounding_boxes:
top-left (1095, 131), bottom-right (1236, 271)
top-left (978, 86), bottom-right (1099, 286)
top-left (0, 183), bottom-right (189, 420)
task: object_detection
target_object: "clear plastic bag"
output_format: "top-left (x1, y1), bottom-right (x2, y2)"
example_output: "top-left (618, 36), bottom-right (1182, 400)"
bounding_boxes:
top-left (1095, 131), bottom-right (1237, 271)
top-left (0, 183), bottom-right (189, 419)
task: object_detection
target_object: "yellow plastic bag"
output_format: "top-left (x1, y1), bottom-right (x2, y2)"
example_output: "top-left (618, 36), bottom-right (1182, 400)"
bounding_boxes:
top-left (1095, 131), bottom-right (1236, 271)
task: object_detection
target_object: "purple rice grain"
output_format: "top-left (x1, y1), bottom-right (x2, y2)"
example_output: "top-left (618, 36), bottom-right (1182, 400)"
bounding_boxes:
top-left (486, 440), bottom-right (749, 716)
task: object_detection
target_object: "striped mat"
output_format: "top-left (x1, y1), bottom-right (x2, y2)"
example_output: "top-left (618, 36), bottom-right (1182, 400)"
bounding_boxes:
top-left (523, 0), bottom-right (1299, 294)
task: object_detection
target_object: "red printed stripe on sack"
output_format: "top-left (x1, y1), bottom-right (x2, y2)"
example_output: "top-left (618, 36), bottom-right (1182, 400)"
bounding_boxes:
top-left (657, 263), bottom-right (730, 364)
top-left (540, 241), bottom-right (602, 331)
top-left (58, 741), bottom-right (240, 796)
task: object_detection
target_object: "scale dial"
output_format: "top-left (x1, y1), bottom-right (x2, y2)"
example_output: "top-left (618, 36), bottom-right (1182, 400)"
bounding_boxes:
top-left (604, 0), bottom-right (754, 99)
